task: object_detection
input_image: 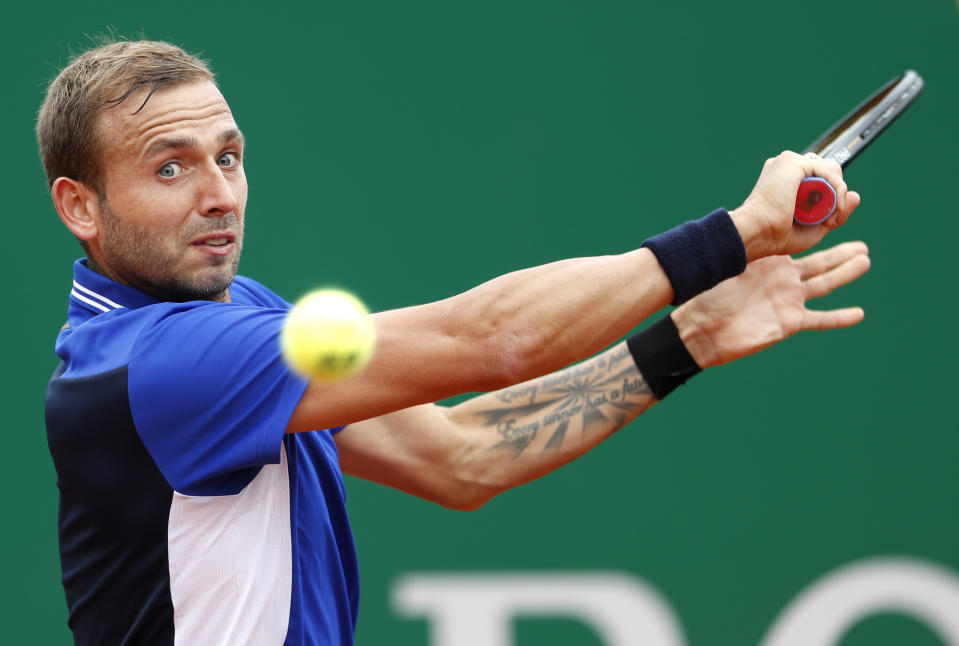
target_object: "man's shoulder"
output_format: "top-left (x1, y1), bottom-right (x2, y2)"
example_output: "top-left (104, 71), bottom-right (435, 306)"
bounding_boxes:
top-left (54, 302), bottom-right (199, 378)
top-left (53, 273), bottom-right (289, 377)
top-left (230, 275), bottom-right (291, 309)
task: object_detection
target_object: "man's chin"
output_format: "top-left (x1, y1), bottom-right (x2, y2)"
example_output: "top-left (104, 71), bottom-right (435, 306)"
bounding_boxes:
top-left (191, 273), bottom-right (237, 302)
top-left (188, 252), bottom-right (240, 296)
top-left (161, 266), bottom-right (238, 302)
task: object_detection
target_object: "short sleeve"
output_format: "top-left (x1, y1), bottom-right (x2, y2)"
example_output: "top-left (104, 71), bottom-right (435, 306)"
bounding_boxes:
top-left (128, 303), bottom-right (309, 496)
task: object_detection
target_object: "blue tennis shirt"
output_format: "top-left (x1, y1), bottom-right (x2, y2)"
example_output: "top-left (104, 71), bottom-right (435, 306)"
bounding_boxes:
top-left (45, 259), bottom-right (360, 646)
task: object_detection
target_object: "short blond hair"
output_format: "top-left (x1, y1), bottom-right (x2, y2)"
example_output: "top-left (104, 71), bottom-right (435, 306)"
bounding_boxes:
top-left (36, 40), bottom-right (215, 192)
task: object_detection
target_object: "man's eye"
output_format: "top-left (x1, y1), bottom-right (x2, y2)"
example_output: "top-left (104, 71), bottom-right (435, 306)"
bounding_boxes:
top-left (158, 163), bottom-right (183, 178)
top-left (217, 152), bottom-right (239, 168)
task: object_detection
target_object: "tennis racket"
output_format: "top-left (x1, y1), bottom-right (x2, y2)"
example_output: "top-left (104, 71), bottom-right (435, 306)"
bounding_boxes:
top-left (794, 69), bottom-right (924, 225)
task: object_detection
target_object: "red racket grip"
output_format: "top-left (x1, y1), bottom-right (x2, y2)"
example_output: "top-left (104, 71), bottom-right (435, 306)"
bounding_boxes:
top-left (794, 177), bottom-right (837, 225)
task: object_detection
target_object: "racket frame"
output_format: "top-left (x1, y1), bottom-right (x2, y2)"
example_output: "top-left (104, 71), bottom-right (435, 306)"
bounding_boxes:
top-left (803, 69), bottom-right (924, 168)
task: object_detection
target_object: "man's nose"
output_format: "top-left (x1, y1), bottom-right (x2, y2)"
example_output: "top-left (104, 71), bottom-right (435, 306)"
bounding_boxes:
top-left (197, 162), bottom-right (239, 217)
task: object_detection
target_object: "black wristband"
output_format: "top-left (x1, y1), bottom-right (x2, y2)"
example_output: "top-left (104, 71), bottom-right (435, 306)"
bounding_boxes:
top-left (641, 208), bottom-right (747, 305)
top-left (627, 314), bottom-right (702, 400)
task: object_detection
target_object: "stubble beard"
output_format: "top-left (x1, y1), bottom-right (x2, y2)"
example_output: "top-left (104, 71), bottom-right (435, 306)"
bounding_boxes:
top-left (95, 198), bottom-right (244, 302)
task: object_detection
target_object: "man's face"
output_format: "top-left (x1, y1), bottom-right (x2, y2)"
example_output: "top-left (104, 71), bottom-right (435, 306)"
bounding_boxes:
top-left (90, 81), bottom-right (247, 302)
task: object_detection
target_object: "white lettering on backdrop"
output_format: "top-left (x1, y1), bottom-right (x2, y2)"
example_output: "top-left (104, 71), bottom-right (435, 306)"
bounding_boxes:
top-left (393, 558), bottom-right (959, 646)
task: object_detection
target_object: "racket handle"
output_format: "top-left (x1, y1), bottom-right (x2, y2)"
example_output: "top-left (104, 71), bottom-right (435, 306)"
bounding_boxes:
top-left (794, 177), bottom-right (837, 225)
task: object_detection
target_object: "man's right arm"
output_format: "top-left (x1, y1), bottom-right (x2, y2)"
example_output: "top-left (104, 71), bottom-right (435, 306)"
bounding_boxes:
top-left (287, 246), bottom-right (673, 431)
top-left (287, 151), bottom-right (860, 433)
top-left (332, 241), bottom-right (870, 509)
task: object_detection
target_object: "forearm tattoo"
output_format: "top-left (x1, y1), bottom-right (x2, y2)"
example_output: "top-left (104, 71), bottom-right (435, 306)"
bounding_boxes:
top-left (477, 345), bottom-right (654, 457)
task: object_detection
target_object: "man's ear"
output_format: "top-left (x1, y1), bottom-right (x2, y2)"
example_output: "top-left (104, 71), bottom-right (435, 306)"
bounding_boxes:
top-left (51, 177), bottom-right (101, 242)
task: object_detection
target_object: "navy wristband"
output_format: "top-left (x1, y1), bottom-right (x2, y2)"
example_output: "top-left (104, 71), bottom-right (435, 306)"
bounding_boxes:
top-left (642, 208), bottom-right (747, 305)
top-left (626, 314), bottom-right (702, 400)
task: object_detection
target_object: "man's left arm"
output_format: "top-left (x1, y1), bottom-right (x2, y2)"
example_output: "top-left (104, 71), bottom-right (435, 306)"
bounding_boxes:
top-left (334, 242), bottom-right (870, 509)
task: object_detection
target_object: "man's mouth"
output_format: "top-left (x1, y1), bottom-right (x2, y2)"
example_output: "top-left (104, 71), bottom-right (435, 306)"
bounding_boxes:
top-left (191, 232), bottom-right (237, 255)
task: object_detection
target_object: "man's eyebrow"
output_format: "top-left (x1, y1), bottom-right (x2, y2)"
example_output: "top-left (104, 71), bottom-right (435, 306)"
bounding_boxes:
top-left (219, 127), bottom-right (245, 148)
top-left (142, 128), bottom-right (245, 160)
top-left (144, 136), bottom-right (197, 160)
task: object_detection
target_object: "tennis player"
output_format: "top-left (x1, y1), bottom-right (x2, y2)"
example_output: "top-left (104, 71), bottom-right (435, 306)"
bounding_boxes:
top-left (40, 40), bottom-right (868, 646)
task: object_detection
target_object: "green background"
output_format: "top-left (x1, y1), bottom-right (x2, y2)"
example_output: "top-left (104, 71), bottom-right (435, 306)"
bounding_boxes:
top-left (2, 1), bottom-right (957, 644)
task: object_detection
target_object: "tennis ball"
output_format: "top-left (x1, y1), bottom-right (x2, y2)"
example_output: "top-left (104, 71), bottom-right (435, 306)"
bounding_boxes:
top-left (280, 288), bottom-right (376, 381)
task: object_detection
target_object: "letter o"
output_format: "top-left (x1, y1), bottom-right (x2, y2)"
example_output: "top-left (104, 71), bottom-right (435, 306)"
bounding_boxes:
top-left (761, 557), bottom-right (959, 646)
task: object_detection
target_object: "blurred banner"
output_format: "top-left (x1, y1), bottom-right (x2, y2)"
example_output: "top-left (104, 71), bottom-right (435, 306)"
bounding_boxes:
top-left (392, 560), bottom-right (959, 645)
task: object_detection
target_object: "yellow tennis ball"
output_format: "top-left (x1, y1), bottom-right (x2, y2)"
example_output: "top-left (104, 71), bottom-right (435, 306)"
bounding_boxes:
top-left (281, 289), bottom-right (376, 381)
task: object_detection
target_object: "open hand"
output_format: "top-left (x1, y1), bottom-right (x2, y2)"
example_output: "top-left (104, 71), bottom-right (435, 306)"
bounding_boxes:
top-left (671, 241), bottom-right (870, 369)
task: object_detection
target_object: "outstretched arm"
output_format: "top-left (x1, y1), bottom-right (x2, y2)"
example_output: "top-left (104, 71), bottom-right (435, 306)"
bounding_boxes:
top-left (334, 241), bottom-right (870, 509)
top-left (336, 340), bottom-right (650, 509)
top-left (290, 153), bottom-right (860, 432)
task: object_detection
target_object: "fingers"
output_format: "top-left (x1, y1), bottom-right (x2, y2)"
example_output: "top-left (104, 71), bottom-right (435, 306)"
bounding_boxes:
top-left (802, 253), bottom-right (871, 300)
top-left (828, 189), bottom-right (860, 232)
top-left (802, 152), bottom-right (846, 194)
top-left (802, 152), bottom-right (861, 225)
top-left (796, 241), bottom-right (869, 279)
top-left (737, 150), bottom-right (862, 259)
top-left (798, 240), bottom-right (871, 300)
top-left (795, 239), bottom-right (870, 329)
top-left (801, 306), bottom-right (865, 331)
